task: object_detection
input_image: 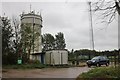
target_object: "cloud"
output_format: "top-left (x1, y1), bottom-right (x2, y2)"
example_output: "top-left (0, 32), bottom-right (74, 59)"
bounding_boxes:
top-left (2, 2), bottom-right (118, 51)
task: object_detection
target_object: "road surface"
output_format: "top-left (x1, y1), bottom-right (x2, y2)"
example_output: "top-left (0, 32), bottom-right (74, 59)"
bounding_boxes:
top-left (2, 67), bottom-right (91, 78)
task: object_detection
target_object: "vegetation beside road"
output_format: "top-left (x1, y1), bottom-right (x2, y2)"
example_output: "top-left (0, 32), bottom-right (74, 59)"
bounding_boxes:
top-left (2, 62), bottom-right (87, 70)
top-left (76, 66), bottom-right (120, 80)
top-left (2, 63), bottom-right (87, 70)
top-left (3, 64), bottom-right (46, 69)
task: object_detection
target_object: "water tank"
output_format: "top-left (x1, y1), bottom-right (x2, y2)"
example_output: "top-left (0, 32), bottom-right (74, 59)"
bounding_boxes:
top-left (21, 12), bottom-right (43, 54)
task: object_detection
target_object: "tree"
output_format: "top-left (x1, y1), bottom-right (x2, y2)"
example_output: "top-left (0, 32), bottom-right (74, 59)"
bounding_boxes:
top-left (91, 0), bottom-right (120, 66)
top-left (12, 17), bottom-right (22, 60)
top-left (2, 17), bottom-right (13, 55)
top-left (55, 32), bottom-right (66, 49)
top-left (92, 0), bottom-right (120, 23)
top-left (42, 32), bottom-right (66, 51)
top-left (68, 49), bottom-right (75, 61)
top-left (42, 33), bottom-right (55, 51)
top-left (21, 23), bottom-right (33, 61)
top-left (21, 23), bottom-right (40, 62)
top-left (1, 16), bottom-right (17, 65)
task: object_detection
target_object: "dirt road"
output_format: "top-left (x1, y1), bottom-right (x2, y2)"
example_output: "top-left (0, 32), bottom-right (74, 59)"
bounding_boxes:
top-left (2, 67), bottom-right (91, 78)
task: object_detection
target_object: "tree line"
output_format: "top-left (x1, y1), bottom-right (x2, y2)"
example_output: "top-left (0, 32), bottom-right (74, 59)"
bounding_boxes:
top-left (42, 32), bottom-right (66, 52)
top-left (68, 49), bottom-right (120, 66)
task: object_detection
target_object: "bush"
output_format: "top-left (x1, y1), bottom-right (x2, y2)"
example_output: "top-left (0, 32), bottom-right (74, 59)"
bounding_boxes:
top-left (77, 66), bottom-right (120, 80)
top-left (2, 53), bottom-right (18, 65)
top-left (3, 63), bottom-right (46, 69)
top-left (28, 60), bottom-right (41, 64)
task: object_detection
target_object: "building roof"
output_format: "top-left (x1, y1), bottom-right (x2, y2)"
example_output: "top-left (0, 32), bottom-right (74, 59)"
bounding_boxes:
top-left (30, 52), bottom-right (45, 55)
top-left (45, 49), bottom-right (68, 52)
top-left (20, 11), bottom-right (42, 20)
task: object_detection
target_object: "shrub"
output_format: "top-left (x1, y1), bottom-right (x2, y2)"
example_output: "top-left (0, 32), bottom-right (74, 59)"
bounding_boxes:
top-left (2, 53), bottom-right (18, 65)
top-left (3, 63), bottom-right (46, 69)
top-left (28, 60), bottom-right (40, 64)
top-left (77, 66), bottom-right (120, 80)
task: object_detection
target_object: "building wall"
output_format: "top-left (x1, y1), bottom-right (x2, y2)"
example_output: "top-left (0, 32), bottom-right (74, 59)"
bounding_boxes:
top-left (30, 54), bottom-right (42, 63)
top-left (45, 49), bottom-right (68, 65)
top-left (21, 14), bottom-right (42, 25)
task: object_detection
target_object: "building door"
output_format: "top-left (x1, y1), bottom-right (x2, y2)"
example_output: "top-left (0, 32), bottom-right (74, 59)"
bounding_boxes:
top-left (41, 54), bottom-right (44, 64)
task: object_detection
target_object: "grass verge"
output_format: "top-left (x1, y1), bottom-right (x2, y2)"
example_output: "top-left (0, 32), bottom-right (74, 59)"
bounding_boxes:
top-left (2, 64), bottom-right (46, 69)
top-left (76, 66), bottom-right (120, 80)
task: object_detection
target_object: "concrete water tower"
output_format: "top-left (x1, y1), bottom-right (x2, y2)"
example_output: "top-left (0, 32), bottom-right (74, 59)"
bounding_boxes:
top-left (21, 11), bottom-right (43, 54)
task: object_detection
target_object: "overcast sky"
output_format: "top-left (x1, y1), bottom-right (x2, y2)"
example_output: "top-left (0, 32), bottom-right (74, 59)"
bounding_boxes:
top-left (1, 1), bottom-right (118, 51)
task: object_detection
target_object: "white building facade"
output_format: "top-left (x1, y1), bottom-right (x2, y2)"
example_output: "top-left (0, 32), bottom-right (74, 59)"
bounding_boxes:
top-left (45, 49), bottom-right (68, 65)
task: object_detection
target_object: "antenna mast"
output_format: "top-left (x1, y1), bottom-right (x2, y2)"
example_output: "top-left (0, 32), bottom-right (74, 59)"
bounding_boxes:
top-left (88, 2), bottom-right (95, 50)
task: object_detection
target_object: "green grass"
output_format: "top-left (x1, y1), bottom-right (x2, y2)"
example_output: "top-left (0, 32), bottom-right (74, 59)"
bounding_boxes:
top-left (2, 64), bottom-right (72, 69)
top-left (3, 64), bottom-right (47, 69)
top-left (77, 66), bottom-right (120, 80)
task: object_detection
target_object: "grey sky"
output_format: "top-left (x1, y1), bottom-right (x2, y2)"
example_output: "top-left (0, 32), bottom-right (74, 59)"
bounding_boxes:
top-left (1, 1), bottom-right (118, 51)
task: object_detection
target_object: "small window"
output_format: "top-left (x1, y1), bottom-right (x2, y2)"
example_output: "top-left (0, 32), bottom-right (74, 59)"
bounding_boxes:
top-left (103, 57), bottom-right (107, 60)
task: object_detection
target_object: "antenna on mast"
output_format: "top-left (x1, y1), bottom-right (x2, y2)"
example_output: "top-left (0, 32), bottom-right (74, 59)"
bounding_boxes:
top-left (30, 4), bottom-right (31, 13)
top-left (3, 13), bottom-right (5, 17)
top-left (40, 9), bottom-right (43, 16)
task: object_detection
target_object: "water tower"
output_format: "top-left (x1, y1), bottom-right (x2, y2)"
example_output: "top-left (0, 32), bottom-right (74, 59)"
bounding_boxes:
top-left (21, 11), bottom-right (43, 55)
